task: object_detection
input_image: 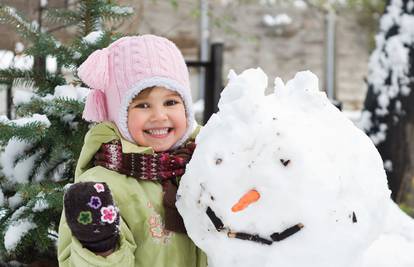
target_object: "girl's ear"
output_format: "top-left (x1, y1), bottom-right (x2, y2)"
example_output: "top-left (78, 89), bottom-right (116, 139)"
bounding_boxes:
top-left (77, 48), bottom-right (109, 90)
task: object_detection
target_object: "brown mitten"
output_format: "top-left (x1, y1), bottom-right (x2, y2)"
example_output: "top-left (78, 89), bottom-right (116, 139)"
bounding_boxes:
top-left (64, 182), bottom-right (120, 253)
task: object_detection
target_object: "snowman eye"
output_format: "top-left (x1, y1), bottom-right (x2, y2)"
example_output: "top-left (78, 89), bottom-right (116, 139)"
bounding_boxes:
top-left (280, 159), bottom-right (290, 166)
top-left (215, 158), bottom-right (223, 165)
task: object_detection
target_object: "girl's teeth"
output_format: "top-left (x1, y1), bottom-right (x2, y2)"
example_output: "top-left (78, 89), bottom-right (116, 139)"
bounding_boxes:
top-left (147, 128), bottom-right (169, 135)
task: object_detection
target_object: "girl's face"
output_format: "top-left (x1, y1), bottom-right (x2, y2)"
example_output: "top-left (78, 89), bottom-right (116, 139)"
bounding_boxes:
top-left (127, 86), bottom-right (187, 152)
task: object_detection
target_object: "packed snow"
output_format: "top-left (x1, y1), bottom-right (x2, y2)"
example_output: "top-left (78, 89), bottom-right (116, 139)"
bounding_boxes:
top-left (176, 68), bottom-right (412, 267)
top-left (362, 201), bottom-right (414, 267)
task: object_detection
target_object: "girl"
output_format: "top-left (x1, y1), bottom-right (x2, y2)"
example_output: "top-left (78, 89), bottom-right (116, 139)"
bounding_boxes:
top-left (58, 35), bottom-right (207, 267)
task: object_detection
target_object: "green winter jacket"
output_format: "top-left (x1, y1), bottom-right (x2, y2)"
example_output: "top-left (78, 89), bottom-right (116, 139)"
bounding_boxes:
top-left (58, 122), bottom-right (207, 267)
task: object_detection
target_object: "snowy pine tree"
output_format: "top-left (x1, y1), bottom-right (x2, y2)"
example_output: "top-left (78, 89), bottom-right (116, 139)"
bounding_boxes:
top-left (0, 1), bottom-right (133, 265)
top-left (361, 0), bottom-right (414, 210)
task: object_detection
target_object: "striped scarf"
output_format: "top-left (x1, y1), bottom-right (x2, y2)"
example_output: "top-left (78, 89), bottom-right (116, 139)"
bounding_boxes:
top-left (94, 139), bottom-right (196, 233)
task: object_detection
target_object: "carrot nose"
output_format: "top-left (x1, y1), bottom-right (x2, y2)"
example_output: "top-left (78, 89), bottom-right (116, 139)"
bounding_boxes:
top-left (231, 189), bottom-right (261, 212)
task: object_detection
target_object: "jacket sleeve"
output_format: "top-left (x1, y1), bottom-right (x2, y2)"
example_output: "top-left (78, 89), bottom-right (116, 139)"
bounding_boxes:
top-left (58, 211), bottom-right (136, 267)
top-left (196, 247), bottom-right (208, 267)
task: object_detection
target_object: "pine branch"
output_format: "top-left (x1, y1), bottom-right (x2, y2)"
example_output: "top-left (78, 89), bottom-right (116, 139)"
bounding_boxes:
top-left (44, 8), bottom-right (81, 26)
top-left (99, 4), bottom-right (134, 22)
top-left (0, 69), bottom-right (34, 86)
top-left (0, 122), bottom-right (48, 145)
top-left (0, 5), bottom-right (40, 42)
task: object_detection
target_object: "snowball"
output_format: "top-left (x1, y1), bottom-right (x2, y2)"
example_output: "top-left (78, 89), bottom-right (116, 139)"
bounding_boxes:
top-left (4, 219), bottom-right (36, 252)
top-left (177, 69), bottom-right (391, 267)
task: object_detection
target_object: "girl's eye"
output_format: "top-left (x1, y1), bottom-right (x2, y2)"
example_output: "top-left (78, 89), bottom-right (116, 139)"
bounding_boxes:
top-left (135, 103), bottom-right (150, 109)
top-left (165, 99), bottom-right (179, 106)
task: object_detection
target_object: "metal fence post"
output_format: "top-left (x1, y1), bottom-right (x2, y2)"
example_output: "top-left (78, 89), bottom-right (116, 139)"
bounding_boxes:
top-left (203, 43), bottom-right (223, 124)
top-left (6, 84), bottom-right (12, 119)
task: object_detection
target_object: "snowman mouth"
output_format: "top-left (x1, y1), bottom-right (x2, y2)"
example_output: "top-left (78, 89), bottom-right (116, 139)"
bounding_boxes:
top-left (206, 206), bottom-right (304, 245)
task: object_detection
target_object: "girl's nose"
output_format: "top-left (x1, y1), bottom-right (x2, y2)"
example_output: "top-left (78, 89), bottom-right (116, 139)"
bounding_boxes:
top-left (150, 107), bottom-right (168, 121)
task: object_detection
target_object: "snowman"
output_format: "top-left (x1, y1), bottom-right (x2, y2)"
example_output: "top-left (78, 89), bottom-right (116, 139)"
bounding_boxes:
top-left (176, 68), bottom-right (392, 267)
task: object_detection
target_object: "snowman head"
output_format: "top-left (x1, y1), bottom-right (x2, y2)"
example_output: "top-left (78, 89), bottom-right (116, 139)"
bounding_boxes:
top-left (177, 68), bottom-right (390, 267)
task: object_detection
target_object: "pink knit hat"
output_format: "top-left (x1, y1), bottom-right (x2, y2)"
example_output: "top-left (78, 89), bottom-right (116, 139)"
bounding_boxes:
top-left (78, 35), bottom-right (195, 149)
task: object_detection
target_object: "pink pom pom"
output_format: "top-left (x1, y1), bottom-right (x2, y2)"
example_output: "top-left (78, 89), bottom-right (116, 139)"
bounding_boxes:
top-left (78, 48), bottom-right (109, 90)
top-left (83, 89), bottom-right (108, 122)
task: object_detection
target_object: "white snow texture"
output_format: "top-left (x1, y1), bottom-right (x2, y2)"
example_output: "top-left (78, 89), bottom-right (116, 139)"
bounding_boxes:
top-left (176, 68), bottom-right (393, 267)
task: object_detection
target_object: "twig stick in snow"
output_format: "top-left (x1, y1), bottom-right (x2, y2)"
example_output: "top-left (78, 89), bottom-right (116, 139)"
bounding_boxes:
top-left (206, 206), bottom-right (224, 231)
top-left (227, 232), bottom-right (273, 245)
top-left (270, 223), bottom-right (304, 241)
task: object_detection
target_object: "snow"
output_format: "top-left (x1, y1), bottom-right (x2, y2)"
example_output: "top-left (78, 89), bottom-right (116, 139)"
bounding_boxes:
top-left (363, 0), bottom-right (414, 145)
top-left (46, 56), bottom-right (57, 73)
top-left (262, 14), bottom-right (292, 27)
top-left (10, 206), bottom-right (28, 221)
top-left (0, 189), bottom-right (4, 207)
top-left (32, 198), bottom-right (49, 212)
top-left (362, 201), bottom-right (414, 267)
top-left (177, 68), bottom-right (393, 267)
top-left (83, 31), bottom-right (103, 44)
top-left (40, 0), bottom-right (48, 8)
top-left (14, 42), bottom-right (24, 54)
top-left (0, 50), bottom-right (14, 69)
top-left (8, 193), bottom-right (23, 209)
top-left (0, 114), bottom-right (50, 127)
top-left (13, 90), bottom-right (35, 105)
top-left (110, 6), bottom-right (134, 15)
top-left (0, 138), bottom-right (39, 185)
top-left (293, 0), bottom-right (307, 9)
top-left (383, 160), bottom-right (393, 172)
top-left (54, 84), bottom-right (89, 101)
top-left (0, 50), bottom-right (33, 70)
top-left (0, 209), bottom-right (7, 220)
top-left (4, 218), bottom-right (36, 252)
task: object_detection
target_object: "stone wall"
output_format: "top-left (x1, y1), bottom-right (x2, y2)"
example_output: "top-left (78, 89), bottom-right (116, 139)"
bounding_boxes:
top-left (0, 0), bottom-right (372, 115)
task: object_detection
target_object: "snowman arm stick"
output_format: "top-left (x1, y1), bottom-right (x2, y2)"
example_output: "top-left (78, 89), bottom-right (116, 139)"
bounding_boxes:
top-left (270, 223), bottom-right (304, 242)
top-left (227, 232), bottom-right (273, 245)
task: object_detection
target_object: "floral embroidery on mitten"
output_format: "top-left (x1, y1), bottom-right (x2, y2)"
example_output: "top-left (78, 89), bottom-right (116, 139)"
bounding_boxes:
top-left (100, 205), bottom-right (117, 224)
top-left (78, 211), bottom-right (93, 225)
top-left (88, 196), bottom-right (102, 209)
top-left (94, 183), bottom-right (105, 193)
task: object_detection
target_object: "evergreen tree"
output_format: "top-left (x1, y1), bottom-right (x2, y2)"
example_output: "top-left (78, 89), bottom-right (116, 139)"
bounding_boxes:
top-left (361, 0), bottom-right (414, 211)
top-left (0, 1), bottom-right (133, 265)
